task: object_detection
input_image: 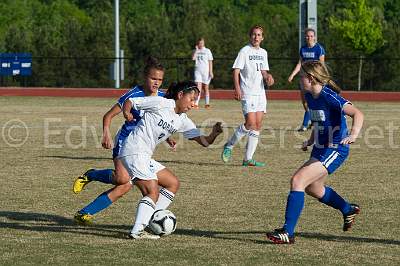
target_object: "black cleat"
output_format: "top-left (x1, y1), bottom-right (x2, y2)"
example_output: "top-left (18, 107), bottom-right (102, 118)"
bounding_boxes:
top-left (266, 228), bottom-right (295, 244)
top-left (343, 204), bottom-right (360, 231)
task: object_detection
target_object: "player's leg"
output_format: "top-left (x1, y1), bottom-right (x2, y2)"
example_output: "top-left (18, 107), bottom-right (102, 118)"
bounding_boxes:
top-left (298, 88), bottom-right (310, 131)
top-left (194, 82), bottom-right (202, 108)
top-left (125, 155), bottom-right (160, 239)
top-left (308, 147), bottom-right (360, 231)
top-left (129, 178), bottom-right (160, 239)
top-left (72, 134), bottom-right (124, 193)
top-left (74, 182), bottom-right (133, 225)
top-left (243, 110), bottom-right (264, 166)
top-left (155, 166), bottom-right (179, 210)
top-left (204, 83), bottom-right (210, 108)
top-left (267, 158), bottom-right (326, 243)
top-left (222, 97), bottom-right (253, 163)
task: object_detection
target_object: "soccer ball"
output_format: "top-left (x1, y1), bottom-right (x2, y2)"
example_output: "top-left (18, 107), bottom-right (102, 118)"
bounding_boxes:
top-left (149, 209), bottom-right (177, 236)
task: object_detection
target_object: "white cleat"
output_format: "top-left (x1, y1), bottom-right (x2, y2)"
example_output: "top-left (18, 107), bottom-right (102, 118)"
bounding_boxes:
top-left (128, 230), bottom-right (160, 240)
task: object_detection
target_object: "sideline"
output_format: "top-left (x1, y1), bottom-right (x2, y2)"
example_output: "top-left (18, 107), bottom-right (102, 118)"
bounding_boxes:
top-left (1, 87), bottom-right (400, 101)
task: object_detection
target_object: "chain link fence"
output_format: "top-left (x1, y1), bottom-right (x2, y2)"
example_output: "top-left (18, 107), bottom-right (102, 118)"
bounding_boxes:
top-left (1, 57), bottom-right (399, 91)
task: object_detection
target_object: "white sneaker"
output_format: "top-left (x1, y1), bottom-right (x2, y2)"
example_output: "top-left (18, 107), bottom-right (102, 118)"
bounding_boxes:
top-left (128, 230), bottom-right (160, 240)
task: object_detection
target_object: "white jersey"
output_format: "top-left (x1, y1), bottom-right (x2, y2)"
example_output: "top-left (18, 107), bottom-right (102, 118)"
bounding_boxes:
top-left (119, 96), bottom-right (201, 158)
top-left (232, 44), bottom-right (270, 96)
top-left (194, 47), bottom-right (213, 73)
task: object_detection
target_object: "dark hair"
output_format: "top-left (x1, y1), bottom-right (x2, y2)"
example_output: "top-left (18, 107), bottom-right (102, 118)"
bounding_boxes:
top-left (165, 81), bottom-right (199, 100)
top-left (143, 56), bottom-right (164, 77)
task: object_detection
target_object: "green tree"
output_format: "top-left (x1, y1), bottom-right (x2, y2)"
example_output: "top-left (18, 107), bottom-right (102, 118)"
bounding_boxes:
top-left (329, 0), bottom-right (385, 90)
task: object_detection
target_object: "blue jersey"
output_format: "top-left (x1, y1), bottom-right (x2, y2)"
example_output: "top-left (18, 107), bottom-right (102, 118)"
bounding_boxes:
top-left (300, 43), bottom-right (325, 62)
top-left (305, 85), bottom-right (350, 146)
top-left (117, 85), bottom-right (165, 139)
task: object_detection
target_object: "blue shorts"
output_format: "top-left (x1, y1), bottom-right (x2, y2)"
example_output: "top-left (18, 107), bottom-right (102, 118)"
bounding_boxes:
top-left (311, 144), bottom-right (349, 174)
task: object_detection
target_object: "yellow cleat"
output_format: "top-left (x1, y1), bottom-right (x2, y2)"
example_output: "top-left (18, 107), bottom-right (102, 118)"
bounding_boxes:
top-left (74, 212), bottom-right (93, 226)
top-left (72, 169), bottom-right (94, 194)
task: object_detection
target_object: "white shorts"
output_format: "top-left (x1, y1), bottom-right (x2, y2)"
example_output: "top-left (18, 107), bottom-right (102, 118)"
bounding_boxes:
top-left (241, 94), bottom-right (267, 115)
top-left (194, 70), bottom-right (211, 85)
top-left (120, 154), bottom-right (165, 181)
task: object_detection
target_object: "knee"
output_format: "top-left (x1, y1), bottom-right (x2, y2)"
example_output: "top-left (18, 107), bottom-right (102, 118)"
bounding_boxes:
top-left (170, 177), bottom-right (180, 194)
top-left (113, 174), bottom-right (130, 185)
top-left (244, 122), bottom-right (257, 131)
top-left (290, 175), bottom-right (306, 191)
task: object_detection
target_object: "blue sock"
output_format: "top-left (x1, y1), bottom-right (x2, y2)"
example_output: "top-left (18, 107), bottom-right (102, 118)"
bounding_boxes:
top-left (302, 110), bottom-right (310, 127)
top-left (87, 169), bottom-right (114, 184)
top-left (79, 190), bottom-right (113, 215)
top-left (319, 186), bottom-right (351, 215)
top-left (283, 191), bottom-right (305, 237)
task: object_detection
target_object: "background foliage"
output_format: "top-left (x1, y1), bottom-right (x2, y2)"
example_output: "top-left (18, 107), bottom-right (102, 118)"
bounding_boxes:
top-left (0, 0), bottom-right (399, 90)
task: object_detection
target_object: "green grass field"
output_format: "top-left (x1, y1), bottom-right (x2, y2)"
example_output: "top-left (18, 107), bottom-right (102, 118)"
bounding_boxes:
top-left (0, 96), bottom-right (399, 265)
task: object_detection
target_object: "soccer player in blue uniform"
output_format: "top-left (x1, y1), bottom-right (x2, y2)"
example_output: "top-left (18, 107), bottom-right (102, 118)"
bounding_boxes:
top-left (288, 28), bottom-right (325, 131)
top-left (267, 60), bottom-right (364, 244)
top-left (72, 57), bottom-right (175, 224)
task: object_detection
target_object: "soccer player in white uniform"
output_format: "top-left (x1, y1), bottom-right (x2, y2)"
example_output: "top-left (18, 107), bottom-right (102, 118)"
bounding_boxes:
top-left (221, 25), bottom-right (274, 167)
top-left (72, 57), bottom-right (175, 225)
top-left (118, 81), bottom-right (222, 239)
top-left (192, 38), bottom-right (214, 108)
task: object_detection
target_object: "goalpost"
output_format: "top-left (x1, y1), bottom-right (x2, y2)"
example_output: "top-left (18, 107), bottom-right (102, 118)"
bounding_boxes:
top-left (299, 0), bottom-right (318, 49)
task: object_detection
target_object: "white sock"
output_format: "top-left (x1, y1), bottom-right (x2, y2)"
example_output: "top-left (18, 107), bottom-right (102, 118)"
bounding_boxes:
top-left (225, 124), bottom-right (249, 149)
top-left (245, 130), bottom-right (260, 161)
top-left (205, 94), bottom-right (210, 105)
top-left (155, 187), bottom-right (175, 210)
top-left (130, 196), bottom-right (155, 234)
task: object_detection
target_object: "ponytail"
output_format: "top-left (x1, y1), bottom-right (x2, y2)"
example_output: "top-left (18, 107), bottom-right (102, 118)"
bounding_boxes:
top-left (302, 61), bottom-right (342, 94)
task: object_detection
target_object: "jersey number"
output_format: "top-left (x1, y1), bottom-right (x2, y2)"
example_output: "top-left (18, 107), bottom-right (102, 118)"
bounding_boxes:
top-left (158, 133), bottom-right (165, 140)
top-left (256, 63), bottom-right (263, 71)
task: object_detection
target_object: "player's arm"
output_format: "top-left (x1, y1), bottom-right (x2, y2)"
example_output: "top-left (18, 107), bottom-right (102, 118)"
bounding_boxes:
top-left (341, 104), bottom-right (364, 144)
top-left (261, 70), bottom-right (274, 87)
top-left (190, 122), bottom-right (223, 147)
top-left (209, 60), bottom-right (214, 79)
top-left (232, 68), bottom-right (241, 100)
top-left (102, 103), bottom-right (121, 149)
top-left (122, 99), bottom-right (134, 122)
top-left (302, 125), bottom-right (316, 151)
top-left (191, 45), bottom-right (198, 60)
top-left (288, 59), bottom-right (302, 83)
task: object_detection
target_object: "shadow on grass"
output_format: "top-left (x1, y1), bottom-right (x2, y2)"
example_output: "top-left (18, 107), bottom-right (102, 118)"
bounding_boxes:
top-left (41, 155), bottom-right (111, 161)
top-left (1, 211), bottom-right (399, 246)
top-left (174, 228), bottom-right (400, 246)
top-left (0, 211), bottom-right (129, 239)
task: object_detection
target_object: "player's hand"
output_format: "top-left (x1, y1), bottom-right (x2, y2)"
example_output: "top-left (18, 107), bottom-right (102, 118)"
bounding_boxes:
top-left (301, 139), bottom-right (312, 151)
top-left (234, 89), bottom-right (241, 101)
top-left (266, 74), bottom-right (275, 86)
top-left (166, 137), bottom-right (177, 151)
top-left (340, 135), bottom-right (356, 145)
top-left (209, 72), bottom-right (214, 79)
top-left (213, 122), bottom-right (223, 135)
top-left (288, 75), bottom-right (294, 83)
top-left (101, 132), bottom-right (113, 149)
